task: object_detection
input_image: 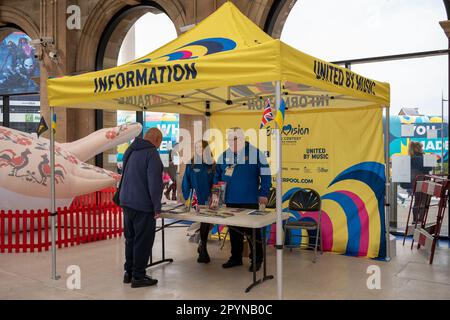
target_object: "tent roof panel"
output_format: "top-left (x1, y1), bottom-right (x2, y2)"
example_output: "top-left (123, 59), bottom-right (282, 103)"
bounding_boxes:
top-left (47, 2), bottom-right (390, 112)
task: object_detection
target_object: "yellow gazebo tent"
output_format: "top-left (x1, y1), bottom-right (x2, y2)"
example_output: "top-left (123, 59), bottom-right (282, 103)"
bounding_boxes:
top-left (48, 2), bottom-right (389, 112)
top-left (47, 2), bottom-right (391, 299)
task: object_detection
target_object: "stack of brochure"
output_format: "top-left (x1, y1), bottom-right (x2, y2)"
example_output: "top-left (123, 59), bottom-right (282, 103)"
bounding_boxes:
top-left (208, 182), bottom-right (226, 210)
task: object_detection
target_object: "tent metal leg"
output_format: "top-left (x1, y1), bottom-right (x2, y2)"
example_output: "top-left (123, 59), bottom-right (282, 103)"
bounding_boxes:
top-left (275, 80), bottom-right (283, 299)
top-left (252, 228), bottom-right (256, 283)
top-left (385, 106), bottom-right (391, 261)
top-left (50, 107), bottom-right (60, 280)
top-left (263, 227), bottom-right (268, 279)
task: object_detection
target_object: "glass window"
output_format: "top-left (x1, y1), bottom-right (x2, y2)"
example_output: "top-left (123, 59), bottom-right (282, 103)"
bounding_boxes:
top-left (116, 11), bottom-right (179, 167)
top-left (118, 12), bottom-right (177, 65)
top-left (8, 94), bottom-right (40, 134)
top-left (281, 0), bottom-right (449, 236)
top-left (0, 31), bottom-right (40, 95)
top-left (281, 0), bottom-right (448, 61)
top-left (352, 56), bottom-right (448, 115)
top-left (351, 51), bottom-right (449, 238)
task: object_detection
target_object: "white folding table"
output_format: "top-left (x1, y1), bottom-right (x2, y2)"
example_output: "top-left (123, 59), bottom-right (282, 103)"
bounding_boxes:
top-left (146, 207), bottom-right (289, 293)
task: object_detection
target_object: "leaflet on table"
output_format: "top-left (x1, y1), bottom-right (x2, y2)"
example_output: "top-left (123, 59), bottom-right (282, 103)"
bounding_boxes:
top-left (161, 203), bottom-right (188, 213)
top-left (197, 209), bottom-right (234, 218)
top-left (227, 207), bottom-right (253, 214)
top-left (248, 210), bottom-right (270, 216)
top-left (195, 207), bottom-right (258, 218)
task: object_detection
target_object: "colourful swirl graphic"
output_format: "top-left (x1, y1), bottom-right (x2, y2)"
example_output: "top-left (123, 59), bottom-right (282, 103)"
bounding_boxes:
top-left (321, 191), bottom-right (369, 256)
top-left (326, 161), bottom-right (386, 258)
top-left (268, 161), bottom-right (386, 259)
top-left (134, 37), bottom-right (237, 64)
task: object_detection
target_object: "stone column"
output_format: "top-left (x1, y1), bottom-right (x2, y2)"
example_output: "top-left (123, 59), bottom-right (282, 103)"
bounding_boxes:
top-left (39, 0), bottom-right (69, 143)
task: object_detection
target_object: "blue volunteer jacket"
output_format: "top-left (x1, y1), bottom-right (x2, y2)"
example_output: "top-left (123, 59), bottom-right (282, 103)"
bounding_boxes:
top-left (119, 137), bottom-right (164, 213)
top-left (214, 142), bottom-right (271, 205)
top-left (182, 162), bottom-right (214, 205)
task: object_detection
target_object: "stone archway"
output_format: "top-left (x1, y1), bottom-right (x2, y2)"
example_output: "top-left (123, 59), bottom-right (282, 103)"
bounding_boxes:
top-left (75, 0), bottom-right (186, 73)
top-left (62, 0), bottom-right (291, 172)
top-left (263, 0), bottom-right (297, 39)
top-left (72, 0), bottom-right (186, 171)
top-left (0, 5), bottom-right (40, 40)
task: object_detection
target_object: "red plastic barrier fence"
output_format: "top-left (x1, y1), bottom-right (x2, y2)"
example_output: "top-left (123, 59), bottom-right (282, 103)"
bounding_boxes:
top-left (0, 188), bottom-right (123, 253)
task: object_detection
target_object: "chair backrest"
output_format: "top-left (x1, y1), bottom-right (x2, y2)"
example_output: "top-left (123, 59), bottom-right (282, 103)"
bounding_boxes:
top-left (266, 188), bottom-right (277, 209)
top-left (288, 189), bottom-right (321, 212)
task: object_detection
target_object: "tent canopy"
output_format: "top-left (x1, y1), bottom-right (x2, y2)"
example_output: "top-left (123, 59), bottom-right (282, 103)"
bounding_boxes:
top-left (45, 2), bottom-right (393, 295)
top-left (47, 2), bottom-right (390, 114)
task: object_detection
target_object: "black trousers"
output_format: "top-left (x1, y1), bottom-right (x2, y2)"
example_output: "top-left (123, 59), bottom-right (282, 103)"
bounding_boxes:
top-left (123, 207), bottom-right (156, 280)
top-left (199, 223), bottom-right (211, 249)
top-left (227, 204), bottom-right (263, 264)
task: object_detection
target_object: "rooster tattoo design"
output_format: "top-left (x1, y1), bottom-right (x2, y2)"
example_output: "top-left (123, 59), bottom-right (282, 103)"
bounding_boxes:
top-left (37, 154), bottom-right (67, 186)
top-left (0, 148), bottom-right (32, 176)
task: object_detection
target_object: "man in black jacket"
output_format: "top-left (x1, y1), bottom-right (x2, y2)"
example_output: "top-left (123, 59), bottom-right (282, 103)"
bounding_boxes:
top-left (119, 127), bottom-right (163, 288)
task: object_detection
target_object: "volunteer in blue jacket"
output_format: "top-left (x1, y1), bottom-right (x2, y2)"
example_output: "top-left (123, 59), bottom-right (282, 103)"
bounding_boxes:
top-left (215, 127), bottom-right (271, 271)
top-left (182, 140), bottom-right (215, 263)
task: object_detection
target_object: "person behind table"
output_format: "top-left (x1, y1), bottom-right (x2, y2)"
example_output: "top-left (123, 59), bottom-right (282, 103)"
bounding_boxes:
top-left (215, 127), bottom-right (271, 271)
top-left (119, 127), bottom-right (164, 288)
top-left (182, 140), bottom-right (215, 263)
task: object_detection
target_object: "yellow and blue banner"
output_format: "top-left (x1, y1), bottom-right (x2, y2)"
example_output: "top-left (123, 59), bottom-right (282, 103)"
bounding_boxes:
top-left (274, 98), bottom-right (286, 129)
top-left (51, 113), bottom-right (56, 134)
top-left (211, 106), bottom-right (386, 259)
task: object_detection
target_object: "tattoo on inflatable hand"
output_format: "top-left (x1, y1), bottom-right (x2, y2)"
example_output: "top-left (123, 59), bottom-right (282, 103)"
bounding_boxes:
top-left (0, 123), bottom-right (142, 211)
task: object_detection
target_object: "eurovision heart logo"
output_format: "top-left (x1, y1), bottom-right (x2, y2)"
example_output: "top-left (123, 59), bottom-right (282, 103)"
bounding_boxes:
top-left (265, 123), bottom-right (310, 136)
top-left (282, 124), bottom-right (292, 135)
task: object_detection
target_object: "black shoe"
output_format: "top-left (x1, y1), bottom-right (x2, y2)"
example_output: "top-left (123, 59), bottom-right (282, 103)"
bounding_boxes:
top-left (248, 262), bottom-right (262, 272)
top-left (197, 250), bottom-right (211, 264)
top-left (123, 272), bottom-right (132, 284)
top-left (131, 275), bottom-right (158, 288)
top-left (222, 259), bottom-right (243, 268)
top-left (197, 242), bottom-right (210, 263)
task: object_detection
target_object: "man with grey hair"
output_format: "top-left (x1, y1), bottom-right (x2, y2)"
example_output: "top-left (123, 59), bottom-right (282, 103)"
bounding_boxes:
top-left (214, 127), bottom-right (271, 272)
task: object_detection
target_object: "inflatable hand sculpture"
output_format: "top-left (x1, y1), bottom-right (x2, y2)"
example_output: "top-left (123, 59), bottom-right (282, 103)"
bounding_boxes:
top-left (0, 123), bottom-right (142, 211)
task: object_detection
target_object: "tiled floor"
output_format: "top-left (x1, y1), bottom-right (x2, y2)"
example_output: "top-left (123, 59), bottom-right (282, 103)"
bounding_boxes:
top-left (1, 226), bottom-right (449, 300)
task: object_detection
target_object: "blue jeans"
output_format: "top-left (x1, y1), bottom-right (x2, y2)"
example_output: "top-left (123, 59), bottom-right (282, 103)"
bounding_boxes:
top-left (123, 207), bottom-right (156, 280)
